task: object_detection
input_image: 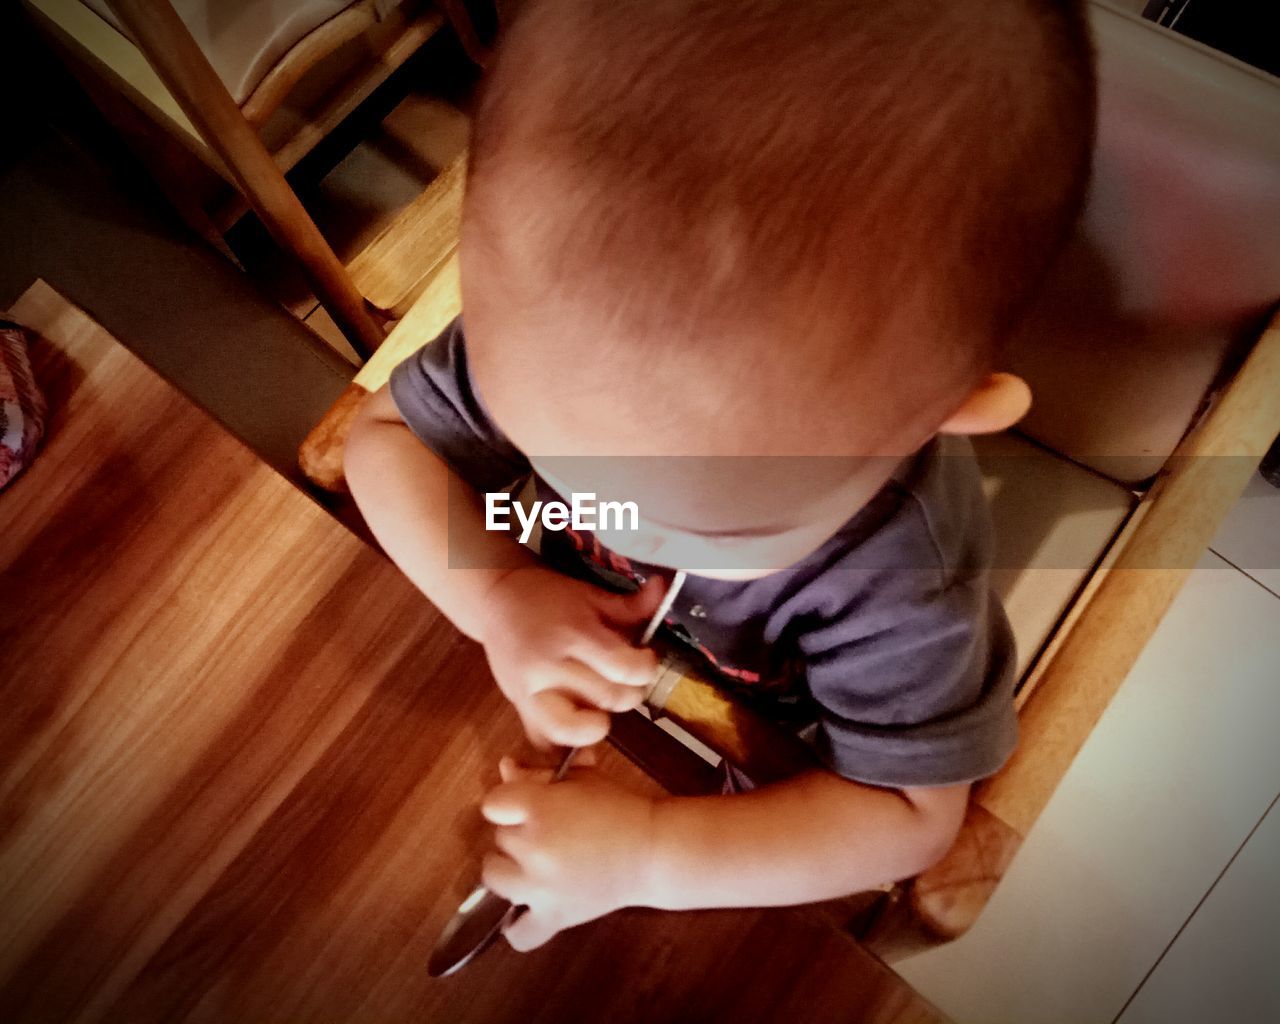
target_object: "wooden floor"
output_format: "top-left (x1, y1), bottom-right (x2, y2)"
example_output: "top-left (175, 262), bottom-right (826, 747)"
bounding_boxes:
top-left (0, 282), bottom-right (947, 1023)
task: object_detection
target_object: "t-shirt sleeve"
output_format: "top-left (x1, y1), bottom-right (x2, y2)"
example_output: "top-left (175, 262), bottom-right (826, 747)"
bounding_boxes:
top-left (387, 317), bottom-right (531, 493)
top-left (793, 511), bottom-right (1019, 789)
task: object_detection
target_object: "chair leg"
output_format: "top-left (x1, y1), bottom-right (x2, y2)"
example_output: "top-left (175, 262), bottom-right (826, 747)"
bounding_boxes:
top-left (103, 0), bottom-right (386, 360)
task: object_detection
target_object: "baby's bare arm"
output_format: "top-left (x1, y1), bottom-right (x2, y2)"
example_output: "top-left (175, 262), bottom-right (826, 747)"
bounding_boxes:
top-left (344, 382), bottom-right (532, 642)
top-left (344, 385), bottom-right (660, 748)
top-left (642, 772), bottom-right (969, 911)
top-left (483, 758), bottom-right (969, 950)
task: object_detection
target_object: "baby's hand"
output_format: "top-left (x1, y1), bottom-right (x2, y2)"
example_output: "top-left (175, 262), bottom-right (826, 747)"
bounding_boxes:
top-left (479, 567), bottom-right (664, 748)
top-left (481, 756), bottom-right (658, 950)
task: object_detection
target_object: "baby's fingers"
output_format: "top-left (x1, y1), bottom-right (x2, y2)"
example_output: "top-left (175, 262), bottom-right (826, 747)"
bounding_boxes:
top-left (499, 755), bottom-right (559, 784)
top-left (502, 907), bottom-right (561, 952)
top-left (514, 705), bottom-right (556, 752)
top-left (481, 851), bottom-right (535, 905)
top-left (570, 627), bottom-right (659, 688)
top-left (527, 691), bottom-right (610, 748)
top-left (541, 660), bottom-right (645, 713)
top-left (498, 747), bottom-right (598, 783)
top-left (592, 574), bottom-right (666, 631)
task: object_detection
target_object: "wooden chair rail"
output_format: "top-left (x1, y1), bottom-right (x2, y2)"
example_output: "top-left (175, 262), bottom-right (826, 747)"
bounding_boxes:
top-left (239, 0), bottom-right (388, 127)
top-left (348, 152), bottom-right (466, 319)
top-left (266, 7), bottom-right (446, 173)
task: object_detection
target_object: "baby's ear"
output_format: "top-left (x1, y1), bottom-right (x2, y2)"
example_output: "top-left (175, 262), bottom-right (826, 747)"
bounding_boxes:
top-left (937, 372), bottom-right (1032, 435)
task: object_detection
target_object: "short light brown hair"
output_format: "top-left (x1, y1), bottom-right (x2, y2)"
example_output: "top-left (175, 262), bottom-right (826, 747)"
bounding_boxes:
top-left (465, 0), bottom-right (1095, 452)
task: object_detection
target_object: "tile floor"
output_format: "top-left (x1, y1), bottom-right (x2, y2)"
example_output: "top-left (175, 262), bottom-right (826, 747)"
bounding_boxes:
top-left (897, 471), bottom-right (1280, 1024)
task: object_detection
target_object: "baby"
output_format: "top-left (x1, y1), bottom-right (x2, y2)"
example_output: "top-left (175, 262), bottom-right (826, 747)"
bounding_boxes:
top-left (345, 0), bottom-right (1095, 951)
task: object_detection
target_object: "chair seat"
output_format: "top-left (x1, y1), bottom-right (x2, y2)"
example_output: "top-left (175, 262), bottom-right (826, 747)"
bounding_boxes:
top-left (974, 431), bottom-right (1136, 679)
top-left (82, 0), bottom-right (368, 104)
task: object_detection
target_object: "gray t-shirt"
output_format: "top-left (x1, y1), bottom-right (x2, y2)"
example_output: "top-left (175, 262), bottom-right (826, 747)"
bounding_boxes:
top-left (390, 318), bottom-right (1018, 788)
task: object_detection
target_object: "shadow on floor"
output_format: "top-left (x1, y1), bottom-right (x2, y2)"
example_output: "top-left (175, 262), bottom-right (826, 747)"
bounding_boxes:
top-left (0, 128), bottom-right (354, 487)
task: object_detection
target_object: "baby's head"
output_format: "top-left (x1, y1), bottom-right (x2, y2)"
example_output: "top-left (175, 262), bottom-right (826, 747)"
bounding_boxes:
top-left (460, 0), bottom-right (1095, 576)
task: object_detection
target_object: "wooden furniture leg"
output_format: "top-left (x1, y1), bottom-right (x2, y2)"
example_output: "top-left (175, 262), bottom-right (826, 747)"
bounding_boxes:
top-left (103, 0), bottom-right (387, 360)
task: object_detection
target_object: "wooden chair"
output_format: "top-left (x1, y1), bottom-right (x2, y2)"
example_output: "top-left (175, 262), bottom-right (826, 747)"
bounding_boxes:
top-left (296, 4), bottom-right (1280, 957)
top-left (858, 7), bottom-right (1280, 958)
top-left (22, 0), bottom-right (477, 359)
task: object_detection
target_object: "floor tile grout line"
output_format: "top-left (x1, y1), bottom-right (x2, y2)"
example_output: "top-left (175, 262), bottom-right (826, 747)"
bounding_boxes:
top-left (1109, 789), bottom-right (1280, 1024)
top-left (1207, 546), bottom-right (1280, 601)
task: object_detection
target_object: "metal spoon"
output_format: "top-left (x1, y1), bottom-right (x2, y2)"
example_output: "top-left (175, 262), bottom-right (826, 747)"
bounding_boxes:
top-left (427, 571), bottom-right (687, 977)
top-left (426, 745), bottom-right (579, 977)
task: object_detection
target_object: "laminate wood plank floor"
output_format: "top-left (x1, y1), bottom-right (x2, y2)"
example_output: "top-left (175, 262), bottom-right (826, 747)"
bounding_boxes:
top-left (0, 281), bottom-right (946, 1023)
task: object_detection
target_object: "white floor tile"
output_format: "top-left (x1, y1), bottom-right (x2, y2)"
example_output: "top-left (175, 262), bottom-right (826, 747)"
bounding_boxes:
top-left (1211, 472), bottom-right (1280, 598)
top-left (896, 552), bottom-right (1280, 1024)
top-left (1118, 793), bottom-right (1280, 1024)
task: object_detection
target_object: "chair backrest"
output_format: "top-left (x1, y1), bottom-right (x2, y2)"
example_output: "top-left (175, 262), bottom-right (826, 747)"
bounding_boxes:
top-left (1008, 3), bottom-right (1280, 486)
